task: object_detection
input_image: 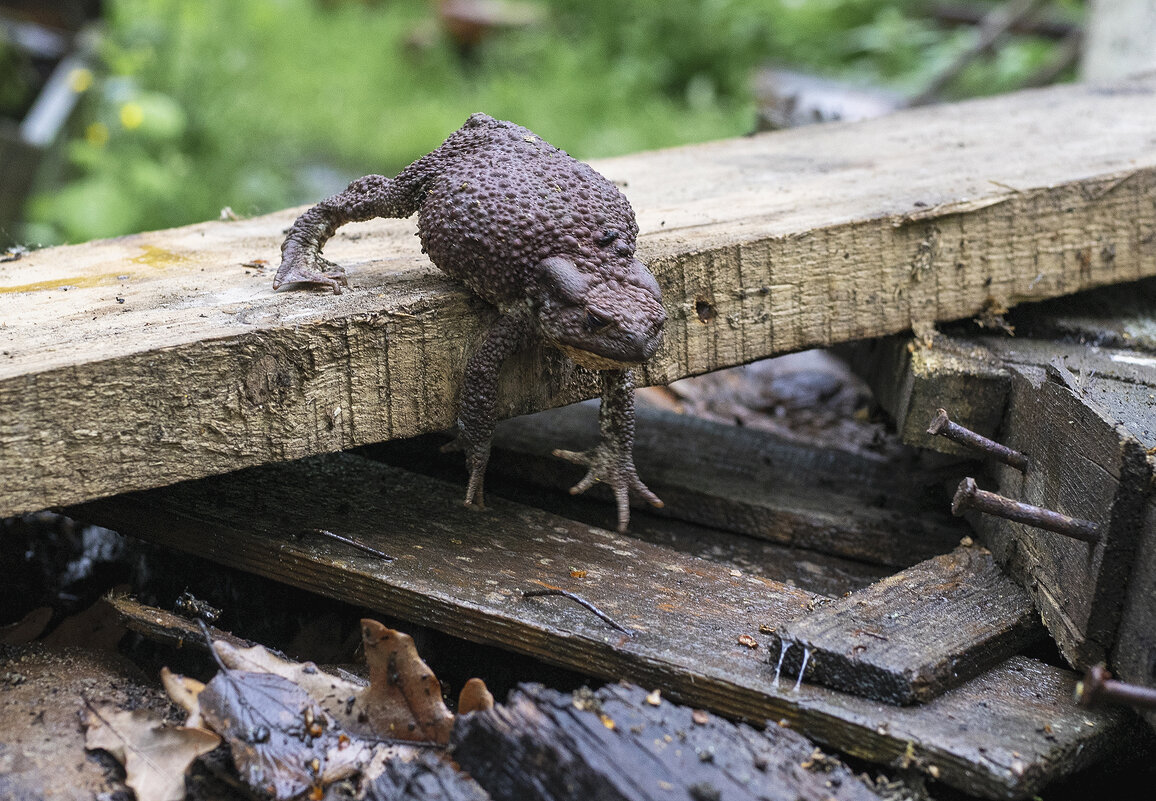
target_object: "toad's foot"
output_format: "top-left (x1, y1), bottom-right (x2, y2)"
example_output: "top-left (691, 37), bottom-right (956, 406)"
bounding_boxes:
top-left (273, 243), bottom-right (349, 294)
top-left (441, 435), bottom-right (490, 510)
top-left (553, 444), bottom-right (663, 533)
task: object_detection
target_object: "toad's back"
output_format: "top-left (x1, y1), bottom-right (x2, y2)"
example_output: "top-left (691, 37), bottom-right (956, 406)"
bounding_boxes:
top-left (404, 114), bottom-right (641, 310)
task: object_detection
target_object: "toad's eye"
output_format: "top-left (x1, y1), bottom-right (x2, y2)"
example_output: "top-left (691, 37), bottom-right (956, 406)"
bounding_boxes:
top-left (585, 310), bottom-right (610, 330)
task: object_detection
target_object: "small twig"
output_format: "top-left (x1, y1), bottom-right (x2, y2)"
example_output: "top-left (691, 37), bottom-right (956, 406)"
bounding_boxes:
top-left (522, 589), bottom-right (633, 635)
top-left (912, 0), bottom-right (1049, 106)
top-left (305, 528), bottom-right (394, 561)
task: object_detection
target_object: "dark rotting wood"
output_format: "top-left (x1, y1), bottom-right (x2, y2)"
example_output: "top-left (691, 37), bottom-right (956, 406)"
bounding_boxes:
top-left (69, 452), bottom-right (1137, 799)
top-left (451, 682), bottom-right (884, 801)
top-left (362, 749), bottom-right (491, 801)
top-left (768, 546), bottom-right (1043, 705)
top-left (486, 403), bottom-right (968, 567)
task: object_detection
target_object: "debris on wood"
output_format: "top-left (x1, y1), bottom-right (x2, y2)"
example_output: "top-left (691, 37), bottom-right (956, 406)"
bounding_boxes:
top-left (452, 681), bottom-right (885, 801)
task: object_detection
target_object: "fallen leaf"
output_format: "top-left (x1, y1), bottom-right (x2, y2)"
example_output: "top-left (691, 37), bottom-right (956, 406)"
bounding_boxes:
top-left (84, 703), bottom-right (220, 801)
top-left (357, 620), bottom-right (455, 745)
top-left (161, 668), bottom-right (208, 730)
top-left (198, 655), bottom-right (368, 799)
top-left (209, 640), bottom-right (366, 728)
top-left (458, 678), bottom-right (494, 714)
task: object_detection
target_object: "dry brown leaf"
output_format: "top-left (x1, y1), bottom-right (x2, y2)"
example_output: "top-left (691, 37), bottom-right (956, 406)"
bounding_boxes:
top-left (161, 668), bottom-right (209, 730)
top-left (358, 619), bottom-right (455, 745)
top-left (84, 702), bottom-right (220, 801)
top-left (198, 655), bottom-right (370, 799)
top-left (210, 640), bottom-right (367, 728)
top-left (43, 588), bottom-right (129, 650)
top-left (458, 678), bottom-right (495, 714)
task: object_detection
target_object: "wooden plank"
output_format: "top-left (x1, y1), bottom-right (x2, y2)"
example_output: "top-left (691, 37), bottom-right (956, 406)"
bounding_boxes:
top-left (970, 362), bottom-right (1151, 669)
top-left (996, 285), bottom-right (1156, 725)
top-left (1114, 497), bottom-right (1156, 732)
top-left (838, 335), bottom-right (1011, 457)
top-left (481, 404), bottom-right (968, 567)
top-left (849, 295), bottom-right (1155, 671)
top-left (365, 431), bottom-right (895, 600)
top-left (4, 76), bottom-right (1156, 516)
top-left (68, 452), bottom-right (1136, 799)
top-left (768, 546), bottom-right (1043, 705)
top-left (451, 682), bottom-right (884, 801)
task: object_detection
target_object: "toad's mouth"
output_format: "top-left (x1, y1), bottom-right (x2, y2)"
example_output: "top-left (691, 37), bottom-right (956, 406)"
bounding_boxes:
top-left (554, 343), bottom-right (641, 371)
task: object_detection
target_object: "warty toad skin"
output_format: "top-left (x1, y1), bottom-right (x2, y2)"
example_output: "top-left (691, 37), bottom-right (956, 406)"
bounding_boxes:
top-left (275, 113), bottom-right (666, 532)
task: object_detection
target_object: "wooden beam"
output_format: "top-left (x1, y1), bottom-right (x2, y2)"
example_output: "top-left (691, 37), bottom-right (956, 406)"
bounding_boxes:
top-left (846, 285), bottom-right (1156, 672)
top-left (482, 404), bottom-right (968, 567)
top-left (837, 335), bottom-right (1011, 456)
top-left (68, 453), bottom-right (1136, 799)
top-left (4, 76), bottom-right (1156, 516)
top-left (769, 546), bottom-right (1043, 704)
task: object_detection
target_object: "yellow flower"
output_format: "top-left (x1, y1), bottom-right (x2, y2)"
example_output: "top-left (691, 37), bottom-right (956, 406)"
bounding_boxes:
top-left (85, 122), bottom-right (109, 146)
top-left (119, 102), bottom-right (144, 130)
top-left (69, 68), bottom-right (94, 93)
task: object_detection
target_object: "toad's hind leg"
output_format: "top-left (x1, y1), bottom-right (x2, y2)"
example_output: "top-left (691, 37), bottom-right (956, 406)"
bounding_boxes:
top-left (553, 369), bottom-right (663, 533)
top-left (442, 311), bottom-right (534, 509)
top-left (275, 174), bottom-right (422, 293)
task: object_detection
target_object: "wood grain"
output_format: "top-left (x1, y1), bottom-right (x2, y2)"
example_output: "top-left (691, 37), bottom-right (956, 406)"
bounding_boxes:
top-left (770, 546), bottom-right (1043, 704)
top-left (4, 77), bottom-right (1156, 516)
top-left (69, 453), bottom-right (1135, 799)
top-left (847, 294), bottom-right (1156, 672)
top-left (483, 403), bottom-right (968, 567)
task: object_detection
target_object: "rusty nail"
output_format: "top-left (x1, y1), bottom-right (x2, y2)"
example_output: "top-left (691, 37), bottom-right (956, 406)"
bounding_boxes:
top-left (927, 408), bottom-right (1028, 471)
top-left (951, 477), bottom-right (1101, 544)
top-left (1075, 665), bottom-right (1156, 711)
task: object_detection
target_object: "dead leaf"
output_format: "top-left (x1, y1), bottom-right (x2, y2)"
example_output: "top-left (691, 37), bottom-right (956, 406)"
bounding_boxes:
top-left (357, 619), bottom-right (454, 745)
top-left (161, 668), bottom-right (209, 731)
top-left (84, 702), bottom-right (220, 801)
top-left (458, 678), bottom-right (494, 714)
top-left (209, 640), bottom-right (367, 728)
top-left (197, 656), bottom-right (368, 799)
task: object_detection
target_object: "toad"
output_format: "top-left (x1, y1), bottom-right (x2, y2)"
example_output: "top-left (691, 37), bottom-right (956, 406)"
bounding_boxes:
top-left (274, 113), bottom-right (666, 532)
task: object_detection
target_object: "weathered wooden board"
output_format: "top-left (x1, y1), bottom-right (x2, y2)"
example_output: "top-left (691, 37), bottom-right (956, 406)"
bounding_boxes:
top-left (365, 429), bottom-right (896, 600)
top-left (837, 335), bottom-right (1011, 456)
top-left (4, 76), bottom-right (1156, 517)
top-left (769, 546), bottom-right (1043, 705)
top-left (68, 453), bottom-right (1135, 799)
top-left (996, 285), bottom-right (1156, 727)
top-left (848, 286), bottom-right (1156, 672)
top-left (394, 403), bottom-right (967, 568)
top-left (452, 682), bottom-right (883, 801)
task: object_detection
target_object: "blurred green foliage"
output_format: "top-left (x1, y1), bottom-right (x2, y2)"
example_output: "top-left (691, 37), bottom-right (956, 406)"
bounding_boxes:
top-left (20, 0), bottom-right (1080, 245)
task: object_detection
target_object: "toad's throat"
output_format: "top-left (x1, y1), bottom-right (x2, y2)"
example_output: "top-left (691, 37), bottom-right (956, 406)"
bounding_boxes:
top-left (555, 343), bottom-right (640, 371)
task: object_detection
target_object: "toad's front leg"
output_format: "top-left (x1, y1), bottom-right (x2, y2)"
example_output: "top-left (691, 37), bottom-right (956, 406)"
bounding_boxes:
top-left (275, 174), bottom-right (421, 294)
top-left (443, 311), bottom-right (534, 509)
top-left (554, 369), bottom-right (663, 533)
